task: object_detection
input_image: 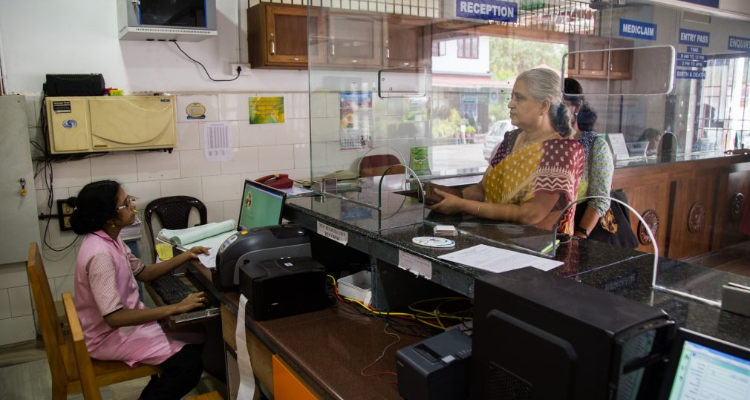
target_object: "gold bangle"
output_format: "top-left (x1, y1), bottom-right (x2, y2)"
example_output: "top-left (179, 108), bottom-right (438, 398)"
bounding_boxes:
top-left (476, 203), bottom-right (481, 214)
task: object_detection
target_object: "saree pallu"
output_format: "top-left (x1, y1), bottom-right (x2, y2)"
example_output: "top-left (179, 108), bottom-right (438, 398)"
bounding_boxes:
top-left (484, 139), bottom-right (585, 234)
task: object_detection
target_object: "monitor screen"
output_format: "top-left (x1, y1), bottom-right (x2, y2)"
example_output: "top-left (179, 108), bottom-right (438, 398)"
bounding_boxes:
top-left (664, 330), bottom-right (750, 400)
top-left (238, 180), bottom-right (286, 230)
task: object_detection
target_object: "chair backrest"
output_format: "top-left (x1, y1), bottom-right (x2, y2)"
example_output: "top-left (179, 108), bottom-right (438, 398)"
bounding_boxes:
top-left (359, 154), bottom-right (405, 177)
top-left (62, 291), bottom-right (103, 400)
top-left (144, 196), bottom-right (207, 259)
top-left (26, 242), bottom-right (69, 388)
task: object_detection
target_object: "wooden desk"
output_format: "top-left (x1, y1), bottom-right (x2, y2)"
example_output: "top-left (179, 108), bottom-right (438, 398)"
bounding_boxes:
top-left (190, 263), bottom-right (420, 400)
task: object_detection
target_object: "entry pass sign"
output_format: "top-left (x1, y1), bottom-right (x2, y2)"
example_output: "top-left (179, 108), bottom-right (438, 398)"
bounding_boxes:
top-left (679, 29), bottom-right (710, 47)
top-left (619, 19), bottom-right (657, 41)
top-left (456, 0), bottom-right (519, 23)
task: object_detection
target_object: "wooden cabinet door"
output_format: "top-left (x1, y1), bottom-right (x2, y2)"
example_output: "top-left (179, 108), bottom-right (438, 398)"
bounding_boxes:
top-left (609, 39), bottom-right (633, 79)
top-left (577, 36), bottom-right (609, 78)
top-left (328, 12), bottom-right (383, 68)
top-left (567, 38), bottom-right (579, 77)
top-left (248, 4), bottom-right (324, 69)
top-left (384, 16), bottom-right (427, 68)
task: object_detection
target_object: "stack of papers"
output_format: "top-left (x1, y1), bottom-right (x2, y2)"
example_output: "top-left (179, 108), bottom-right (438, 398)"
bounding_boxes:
top-left (158, 220), bottom-right (237, 269)
top-left (437, 244), bottom-right (562, 273)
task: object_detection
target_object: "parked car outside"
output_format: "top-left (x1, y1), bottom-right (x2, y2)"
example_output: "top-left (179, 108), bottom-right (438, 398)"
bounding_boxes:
top-left (483, 120), bottom-right (516, 161)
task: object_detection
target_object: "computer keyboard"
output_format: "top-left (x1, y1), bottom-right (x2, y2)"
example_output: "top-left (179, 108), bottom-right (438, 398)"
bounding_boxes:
top-left (150, 274), bottom-right (194, 305)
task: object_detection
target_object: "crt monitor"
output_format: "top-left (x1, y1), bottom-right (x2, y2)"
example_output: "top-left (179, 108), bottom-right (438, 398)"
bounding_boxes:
top-left (659, 328), bottom-right (750, 400)
top-left (238, 180), bottom-right (287, 231)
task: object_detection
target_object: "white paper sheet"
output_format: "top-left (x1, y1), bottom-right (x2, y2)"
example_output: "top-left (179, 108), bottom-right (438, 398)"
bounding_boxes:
top-left (204, 122), bottom-right (233, 162)
top-left (236, 295), bottom-right (256, 400)
top-left (193, 231), bottom-right (237, 269)
top-left (437, 244), bottom-right (562, 273)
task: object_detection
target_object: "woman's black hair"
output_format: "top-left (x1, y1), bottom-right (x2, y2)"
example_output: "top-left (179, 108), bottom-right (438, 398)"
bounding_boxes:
top-left (68, 180), bottom-right (121, 235)
top-left (552, 102), bottom-right (574, 138)
top-left (577, 103), bottom-right (598, 132)
top-left (563, 78), bottom-right (585, 106)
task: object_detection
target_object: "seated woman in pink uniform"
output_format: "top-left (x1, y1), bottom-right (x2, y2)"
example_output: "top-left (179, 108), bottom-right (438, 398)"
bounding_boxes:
top-left (69, 180), bottom-right (209, 400)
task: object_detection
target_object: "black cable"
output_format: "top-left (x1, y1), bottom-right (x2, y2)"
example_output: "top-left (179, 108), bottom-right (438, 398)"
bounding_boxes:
top-left (171, 41), bottom-right (241, 82)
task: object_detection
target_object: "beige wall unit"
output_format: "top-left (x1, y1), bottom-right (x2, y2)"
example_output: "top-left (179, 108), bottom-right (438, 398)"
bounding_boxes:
top-left (45, 95), bottom-right (176, 154)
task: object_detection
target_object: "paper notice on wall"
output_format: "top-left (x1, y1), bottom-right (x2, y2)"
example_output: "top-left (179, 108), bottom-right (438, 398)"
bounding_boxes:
top-left (204, 122), bottom-right (232, 162)
top-left (339, 92), bottom-right (373, 150)
top-left (248, 96), bottom-right (285, 124)
top-left (236, 295), bottom-right (256, 399)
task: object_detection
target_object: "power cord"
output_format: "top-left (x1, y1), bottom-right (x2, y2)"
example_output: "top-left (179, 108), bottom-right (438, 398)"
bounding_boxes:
top-left (171, 40), bottom-right (241, 82)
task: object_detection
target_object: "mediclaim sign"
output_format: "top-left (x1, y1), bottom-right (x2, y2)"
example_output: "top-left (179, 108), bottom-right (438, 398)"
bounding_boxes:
top-left (456, 0), bottom-right (519, 23)
top-left (619, 19), bottom-right (657, 41)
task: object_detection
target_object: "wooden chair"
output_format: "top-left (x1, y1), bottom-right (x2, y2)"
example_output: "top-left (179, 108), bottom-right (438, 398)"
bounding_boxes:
top-left (26, 242), bottom-right (160, 400)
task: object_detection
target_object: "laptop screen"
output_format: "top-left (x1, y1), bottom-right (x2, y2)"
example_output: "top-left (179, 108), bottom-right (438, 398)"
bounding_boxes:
top-left (663, 330), bottom-right (750, 400)
top-left (238, 180), bottom-right (287, 230)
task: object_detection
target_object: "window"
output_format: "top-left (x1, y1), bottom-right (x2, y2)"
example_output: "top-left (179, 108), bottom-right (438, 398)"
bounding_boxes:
top-left (457, 37), bottom-right (479, 59)
top-left (432, 41), bottom-right (446, 57)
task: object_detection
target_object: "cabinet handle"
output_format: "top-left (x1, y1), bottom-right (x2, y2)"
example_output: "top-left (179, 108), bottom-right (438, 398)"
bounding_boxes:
top-left (270, 40), bottom-right (275, 55)
top-left (610, 63), bottom-right (613, 71)
top-left (582, 60), bottom-right (586, 69)
top-left (386, 48), bottom-right (390, 59)
top-left (331, 44), bottom-right (335, 56)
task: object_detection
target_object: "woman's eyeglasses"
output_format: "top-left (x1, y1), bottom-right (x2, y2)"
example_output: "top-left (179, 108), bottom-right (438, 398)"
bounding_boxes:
top-left (117, 196), bottom-right (138, 211)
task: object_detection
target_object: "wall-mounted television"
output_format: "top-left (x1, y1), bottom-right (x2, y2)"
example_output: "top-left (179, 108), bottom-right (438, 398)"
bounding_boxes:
top-left (117, 0), bottom-right (217, 42)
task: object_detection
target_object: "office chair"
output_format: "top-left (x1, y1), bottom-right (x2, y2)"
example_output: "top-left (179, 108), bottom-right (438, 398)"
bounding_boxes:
top-left (26, 243), bottom-right (160, 400)
top-left (144, 196), bottom-right (207, 261)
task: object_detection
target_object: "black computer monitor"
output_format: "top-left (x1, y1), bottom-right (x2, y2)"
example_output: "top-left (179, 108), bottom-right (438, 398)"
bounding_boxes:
top-left (238, 180), bottom-right (287, 231)
top-left (471, 267), bottom-right (672, 400)
top-left (658, 328), bottom-right (750, 400)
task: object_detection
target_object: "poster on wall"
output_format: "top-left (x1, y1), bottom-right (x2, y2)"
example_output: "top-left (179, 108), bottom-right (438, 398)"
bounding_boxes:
top-left (248, 97), bottom-right (285, 124)
top-left (404, 97), bottom-right (430, 122)
top-left (339, 92), bottom-right (373, 150)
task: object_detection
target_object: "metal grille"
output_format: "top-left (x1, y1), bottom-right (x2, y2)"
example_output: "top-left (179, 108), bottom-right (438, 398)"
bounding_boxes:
top-left (486, 361), bottom-right (533, 400)
top-left (516, 0), bottom-right (597, 35)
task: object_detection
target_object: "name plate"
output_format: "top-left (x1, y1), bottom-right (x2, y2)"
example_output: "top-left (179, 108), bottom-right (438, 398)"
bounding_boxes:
top-left (398, 250), bottom-right (433, 279)
top-left (317, 221), bottom-right (348, 245)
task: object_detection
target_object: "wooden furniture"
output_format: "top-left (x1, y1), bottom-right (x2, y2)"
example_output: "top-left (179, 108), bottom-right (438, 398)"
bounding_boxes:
top-left (567, 36), bottom-right (633, 80)
top-left (247, 3), bottom-right (324, 69)
top-left (26, 242), bottom-right (161, 400)
top-left (144, 195), bottom-right (207, 261)
top-left (327, 11), bottom-right (383, 68)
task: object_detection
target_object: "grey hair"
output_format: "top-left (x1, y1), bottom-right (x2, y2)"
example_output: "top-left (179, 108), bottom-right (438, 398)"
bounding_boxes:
top-left (517, 68), bottom-right (574, 137)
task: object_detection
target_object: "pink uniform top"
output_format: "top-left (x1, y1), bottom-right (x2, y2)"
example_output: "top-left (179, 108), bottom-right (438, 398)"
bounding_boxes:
top-left (75, 231), bottom-right (202, 367)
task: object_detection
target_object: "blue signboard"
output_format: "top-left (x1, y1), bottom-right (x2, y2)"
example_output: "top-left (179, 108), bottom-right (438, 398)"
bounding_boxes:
top-left (678, 53), bottom-right (706, 61)
top-left (676, 59), bottom-right (707, 68)
top-left (456, 0), bottom-right (518, 23)
top-left (619, 19), bottom-right (657, 41)
top-left (686, 46), bottom-right (702, 54)
top-left (728, 36), bottom-right (750, 52)
top-left (679, 29), bottom-right (710, 47)
top-left (678, 0), bottom-right (719, 8)
top-left (675, 69), bottom-right (706, 80)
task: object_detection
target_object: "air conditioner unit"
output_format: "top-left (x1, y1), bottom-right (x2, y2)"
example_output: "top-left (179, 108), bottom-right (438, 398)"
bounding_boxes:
top-left (45, 96), bottom-right (177, 154)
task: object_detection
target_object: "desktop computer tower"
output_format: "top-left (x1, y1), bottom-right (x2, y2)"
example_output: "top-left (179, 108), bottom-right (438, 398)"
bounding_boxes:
top-left (471, 267), bottom-right (673, 400)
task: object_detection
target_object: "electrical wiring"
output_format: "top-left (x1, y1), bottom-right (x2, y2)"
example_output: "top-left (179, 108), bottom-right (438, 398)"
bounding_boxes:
top-left (359, 321), bottom-right (400, 385)
top-left (171, 41), bottom-right (241, 82)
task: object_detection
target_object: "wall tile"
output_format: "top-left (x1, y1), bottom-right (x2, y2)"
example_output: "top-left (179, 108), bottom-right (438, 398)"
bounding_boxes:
top-left (310, 93), bottom-right (327, 118)
top-left (221, 147), bottom-right (259, 175)
top-left (205, 201), bottom-right (226, 223)
top-left (41, 245), bottom-right (77, 279)
top-left (9, 286), bottom-right (32, 317)
top-left (53, 275), bottom-right (75, 299)
top-left (179, 149), bottom-right (222, 178)
top-left (120, 181), bottom-right (162, 211)
top-left (136, 151), bottom-right (181, 181)
top-left (0, 315), bottom-right (35, 347)
top-left (311, 142), bottom-right (328, 169)
top-left (160, 177), bottom-right (204, 200)
top-left (38, 219), bottom-right (80, 249)
top-left (291, 93), bottom-right (309, 119)
top-left (177, 122), bottom-right (201, 151)
top-left (310, 118), bottom-right (339, 143)
top-left (0, 262), bottom-right (29, 290)
top-left (0, 289), bottom-right (10, 320)
top-left (219, 93), bottom-right (253, 121)
top-left (258, 145), bottom-right (295, 170)
top-left (326, 93), bottom-right (340, 118)
top-left (326, 142), bottom-right (363, 168)
top-left (176, 95), bottom-right (219, 123)
top-left (35, 187), bottom-right (69, 215)
top-left (223, 200), bottom-right (241, 224)
top-left (25, 96), bottom-right (41, 127)
top-left (289, 168), bottom-right (311, 179)
top-left (49, 159), bottom-right (92, 189)
top-left (294, 143), bottom-right (311, 170)
top-left (238, 121), bottom-right (277, 147)
top-left (90, 153), bottom-right (138, 183)
top-left (202, 174), bottom-right (244, 203)
top-left (197, 121), bottom-right (240, 148)
top-left (276, 119), bottom-right (309, 145)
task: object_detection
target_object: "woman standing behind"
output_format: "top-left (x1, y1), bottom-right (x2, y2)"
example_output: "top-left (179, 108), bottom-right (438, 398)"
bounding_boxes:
top-left (69, 180), bottom-right (209, 400)
top-left (429, 69), bottom-right (585, 234)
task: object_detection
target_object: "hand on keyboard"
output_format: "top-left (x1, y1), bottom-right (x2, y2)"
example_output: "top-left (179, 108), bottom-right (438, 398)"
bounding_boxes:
top-left (173, 291), bottom-right (208, 315)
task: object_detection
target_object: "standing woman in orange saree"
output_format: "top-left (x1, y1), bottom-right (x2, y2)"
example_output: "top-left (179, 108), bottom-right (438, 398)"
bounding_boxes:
top-left (428, 68), bottom-right (585, 235)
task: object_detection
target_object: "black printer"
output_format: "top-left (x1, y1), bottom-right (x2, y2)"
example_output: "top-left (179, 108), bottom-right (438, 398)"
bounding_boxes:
top-left (213, 225), bottom-right (310, 291)
top-left (239, 256), bottom-right (328, 321)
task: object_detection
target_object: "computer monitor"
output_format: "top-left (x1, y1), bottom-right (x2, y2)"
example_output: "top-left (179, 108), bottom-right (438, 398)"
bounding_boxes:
top-left (238, 180), bottom-right (287, 231)
top-left (659, 328), bottom-right (750, 400)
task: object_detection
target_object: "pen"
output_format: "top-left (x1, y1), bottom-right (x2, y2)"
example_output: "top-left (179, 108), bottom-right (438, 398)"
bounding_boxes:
top-left (541, 239), bottom-right (560, 255)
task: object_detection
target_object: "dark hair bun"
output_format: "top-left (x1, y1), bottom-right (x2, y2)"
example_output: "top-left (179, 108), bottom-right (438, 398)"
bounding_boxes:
top-left (68, 180), bottom-right (121, 235)
top-left (66, 197), bottom-right (78, 209)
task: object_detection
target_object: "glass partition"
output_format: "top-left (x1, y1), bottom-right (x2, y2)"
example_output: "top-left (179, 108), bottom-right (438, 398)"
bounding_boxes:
top-left (305, 0), bottom-right (750, 296)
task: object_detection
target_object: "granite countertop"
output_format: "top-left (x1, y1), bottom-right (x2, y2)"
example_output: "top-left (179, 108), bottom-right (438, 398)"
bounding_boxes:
top-left (285, 193), bottom-right (750, 349)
